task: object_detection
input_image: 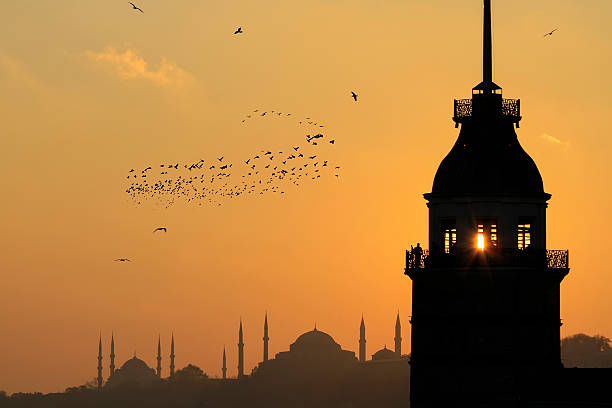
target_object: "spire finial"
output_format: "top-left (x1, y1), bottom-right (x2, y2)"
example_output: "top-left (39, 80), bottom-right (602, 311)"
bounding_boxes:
top-left (483, 0), bottom-right (493, 85)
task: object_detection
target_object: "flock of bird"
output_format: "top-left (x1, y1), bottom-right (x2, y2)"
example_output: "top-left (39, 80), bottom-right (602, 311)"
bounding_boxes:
top-left (124, 131), bottom-right (340, 208)
top-left (116, 2), bottom-right (560, 262)
top-left (239, 109), bottom-right (332, 127)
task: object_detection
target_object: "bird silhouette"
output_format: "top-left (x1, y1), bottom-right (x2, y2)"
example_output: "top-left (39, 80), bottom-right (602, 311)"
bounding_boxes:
top-left (129, 2), bottom-right (143, 13)
top-left (218, 157), bottom-right (224, 162)
top-left (114, 258), bottom-right (131, 262)
top-left (234, 27), bottom-right (243, 34)
top-left (351, 91), bottom-right (358, 101)
top-left (543, 28), bottom-right (558, 38)
top-left (153, 227), bottom-right (167, 233)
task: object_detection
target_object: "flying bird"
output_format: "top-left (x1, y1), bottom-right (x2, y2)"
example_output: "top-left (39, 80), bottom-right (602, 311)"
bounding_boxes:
top-left (114, 258), bottom-right (131, 262)
top-left (153, 227), bottom-right (167, 233)
top-left (543, 28), bottom-right (558, 38)
top-left (351, 91), bottom-right (358, 101)
top-left (129, 2), bottom-right (143, 13)
top-left (234, 27), bottom-right (243, 34)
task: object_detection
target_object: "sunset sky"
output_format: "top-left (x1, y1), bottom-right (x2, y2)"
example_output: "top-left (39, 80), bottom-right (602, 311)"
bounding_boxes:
top-left (1, 0), bottom-right (612, 394)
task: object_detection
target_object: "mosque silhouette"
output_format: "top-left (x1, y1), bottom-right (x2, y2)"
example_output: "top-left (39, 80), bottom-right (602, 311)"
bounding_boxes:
top-left (95, 314), bottom-right (409, 388)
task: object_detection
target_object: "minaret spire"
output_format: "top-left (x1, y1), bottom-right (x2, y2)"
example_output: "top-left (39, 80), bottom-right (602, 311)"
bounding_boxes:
top-left (156, 335), bottom-right (162, 377)
top-left (222, 346), bottom-right (227, 379)
top-left (169, 333), bottom-right (175, 378)
top-left (359, 315), bottom-right (366, 363)
top-left (483, 0), bottom-right (493, 86)
top-left (263, 313), bottom-right (269, 363)
top-left (394, 312), bottom-right (402, 357)
top-left (238, 319), bottom-right (245, 378)
top-left (109, 333), bottom-right (115, 378)
top-left (97, 335), bottom-right (103, 389)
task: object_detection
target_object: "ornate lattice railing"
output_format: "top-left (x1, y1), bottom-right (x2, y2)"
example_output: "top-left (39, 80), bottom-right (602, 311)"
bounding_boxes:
top-left (501, 98), bottom-right (520, 118)
top-left (405, 249), bottom-right (429, 270)
top-left (453, 98), bottom-right (521, 120)
top-left (404, 248), bottom-right (569, 271)
top-left (546, 250), bottom-right (569, 269)
top-left (454, 99), bottom-right (472, 119)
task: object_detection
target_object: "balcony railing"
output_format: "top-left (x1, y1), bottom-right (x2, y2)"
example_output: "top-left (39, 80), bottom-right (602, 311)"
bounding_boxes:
top-left (405, 249), bottom-right (569, 271)
top-left (453, 98), bottom-right (521, 122)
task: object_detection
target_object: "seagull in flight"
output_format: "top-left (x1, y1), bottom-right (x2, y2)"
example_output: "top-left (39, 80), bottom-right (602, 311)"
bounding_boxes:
top-left (543, 28), bottom-right (558, 38)
top-left (114, 258), bottom-right (132, 262)
top-left (129, 2), bottom-right (143, 13)
top-left (234, 27), bottom-right (243, 34)
top-left (351, 91), bottom-right (358, 101)
top-left (153, 227), bottom-right (167, 233)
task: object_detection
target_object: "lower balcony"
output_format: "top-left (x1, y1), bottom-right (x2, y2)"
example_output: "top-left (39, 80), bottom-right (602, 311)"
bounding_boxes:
top-left (404, 248), bottom-right (569, 272)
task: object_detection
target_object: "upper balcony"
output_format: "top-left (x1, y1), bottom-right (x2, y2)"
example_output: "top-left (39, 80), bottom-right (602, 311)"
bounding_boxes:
top-left (453, 98), bottom-right (521, 128)
top-left (404, 248), bottom-right (569, 275)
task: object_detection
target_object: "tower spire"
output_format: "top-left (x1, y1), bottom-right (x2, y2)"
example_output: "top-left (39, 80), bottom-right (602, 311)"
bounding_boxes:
top-left (156, 335), bottom-right (162, 377)
top-left (97, 335), bottom-right (103, 389)
top-left (238, 319), bottom-right (245, 378)
top-left (394, 312), bottom-right (402, 357)
top-left (263, 313), bottom-right (269, 363)
top-left (483, 0), bottom-right (492, 85)
top-left (359, 315), bottom-right (366, 363)
top-left (109, 332), bottom-right (115, 378)
top-left (222, 346), bottom-right (227, 379)
top-left (169, 333), bottom-right (175, 378)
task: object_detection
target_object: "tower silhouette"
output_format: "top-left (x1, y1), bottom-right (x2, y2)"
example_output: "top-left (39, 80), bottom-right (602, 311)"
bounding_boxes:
top-left (238, 320), bottom-right (245, 378)
top-left (109, 333), bottom-right (115, 378)
top-left (97, 335), bottom-right (103, 389)
top-left (405, 1), bottom-right (570, 406)
top-left (156, 335), bottom-right (162, 377)
top-left (394, 313), bottom-right (401, 357)
top-left (359, 315), bottom-right (366, 362)
top-left (169, 334), bottom-right (175, 378)
top-left (222, 346), bottom-right (227, 379)
top-left (263, 313), bottom-right (269, 363)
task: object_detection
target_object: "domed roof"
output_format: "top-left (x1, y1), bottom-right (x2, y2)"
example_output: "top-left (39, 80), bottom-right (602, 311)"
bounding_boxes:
top-left (431, 121), bottom-right (546, 197)
top-left (372, 346), bottom-right (397, 361)
top-left (106, 356), bottom-right (159, 388)
top-left (290, 328), bottom-right (340, 352)
top-left (120, 356), bottom-right (151, 371)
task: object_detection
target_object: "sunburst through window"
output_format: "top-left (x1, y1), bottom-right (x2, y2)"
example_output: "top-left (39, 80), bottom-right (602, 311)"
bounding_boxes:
top-left (476, 220), bottom-right (498, 250)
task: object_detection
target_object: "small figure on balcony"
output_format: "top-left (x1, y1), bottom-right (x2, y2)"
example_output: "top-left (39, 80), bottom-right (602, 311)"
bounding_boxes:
top-left (412, 243), bottom-right (423, 268)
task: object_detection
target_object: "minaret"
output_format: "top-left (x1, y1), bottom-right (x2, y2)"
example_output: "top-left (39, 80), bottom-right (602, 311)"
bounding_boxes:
top-left (222, 346), bottom-right (227, 379)
top-left (156, 335), bottom-right (162, 377)
top-left (97, 335), bottom-right (103, 389)
top-left (394, 312), bottom-right (401, 357)
top-left (263, 313), bottom-right (269, 363)
top-left (237, 320), bottom-right (244, 378)
top-left (405, 1), bottom-right (569, 406)
top-left (169, 333), bottom-right (175, 378)
top-left (109, 333), bottom-right (115, 378)
top-left (359, 315), bottom-right (366, 362)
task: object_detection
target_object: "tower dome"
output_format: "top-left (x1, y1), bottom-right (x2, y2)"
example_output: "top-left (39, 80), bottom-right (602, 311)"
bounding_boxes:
top-left (431, 121), bottom-right (546, 196)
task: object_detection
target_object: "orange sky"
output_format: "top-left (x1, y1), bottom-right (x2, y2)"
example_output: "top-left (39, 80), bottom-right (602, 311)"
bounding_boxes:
top-left (1, 0), bottom-right (611, 394)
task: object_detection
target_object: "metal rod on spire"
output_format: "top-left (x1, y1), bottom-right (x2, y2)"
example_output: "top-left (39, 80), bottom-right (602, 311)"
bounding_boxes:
top-left (483, 0), bottom-right (493, 85)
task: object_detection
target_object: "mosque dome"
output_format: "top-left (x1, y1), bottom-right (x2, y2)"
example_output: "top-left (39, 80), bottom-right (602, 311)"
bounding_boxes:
top-left (372, 346), bottom-right (397, 361)
top-left (289, 328), bottom-right (341, 353)
top-left (431, 121), bottom-right (546, 196)
top-left (106, 356), bottom-right (160, 388)
top-left (120, 356), bottom-right (152, 371)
